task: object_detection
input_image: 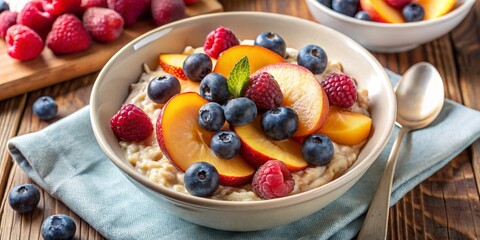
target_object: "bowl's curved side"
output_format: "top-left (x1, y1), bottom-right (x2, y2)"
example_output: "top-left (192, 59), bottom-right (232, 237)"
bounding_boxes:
top-left (90, 11), bottom-right (396, 231)
top-left (305, 0), bottom-right (476, 52)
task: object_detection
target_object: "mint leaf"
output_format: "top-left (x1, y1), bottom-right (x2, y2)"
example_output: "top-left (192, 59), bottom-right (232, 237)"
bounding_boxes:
top-left (227, 56), bottom-right (250, 98)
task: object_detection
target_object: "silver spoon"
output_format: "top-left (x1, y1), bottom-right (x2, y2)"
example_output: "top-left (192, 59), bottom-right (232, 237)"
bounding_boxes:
top-left (357, 62), bottom-right (445, 240)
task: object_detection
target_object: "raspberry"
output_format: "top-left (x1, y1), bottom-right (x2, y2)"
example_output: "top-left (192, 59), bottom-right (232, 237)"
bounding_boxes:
top-left (151, 0), bottom-right (185, 26)
top-left (321, 72), bottom-right (357, 108)
top-left (107, 0), bottom-right (146, 26)
top-left (183, 0), bottom-right (198, 5)
top-left (17, 1), bottom-right (55, 38)
top-left (46, 14), bottom-right (91, 54)
top-left (252, 160), bottom-right (295, 199)
top-left (0, 10), bottom-right (17, 39)
top-left (6, 25), bottom-right (44, 61)
top-left (83, 7), bottom-right (124, 42)
top-left (385, 0), bottom-right (411, 9)
top-left (80, 0), bottom-right (108, 12)
top-left (244, 71), bottom-right (283, 111)
top-left (110, 104), bottom-right (153, 141)
top-left (203, 26), bottom-right (239, 59)
top-left (43, 0), bottom-right (82, 16)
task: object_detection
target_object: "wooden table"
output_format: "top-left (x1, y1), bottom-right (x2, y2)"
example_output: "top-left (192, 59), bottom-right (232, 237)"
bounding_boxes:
top-left (0, 0), bottom-right (479, 239)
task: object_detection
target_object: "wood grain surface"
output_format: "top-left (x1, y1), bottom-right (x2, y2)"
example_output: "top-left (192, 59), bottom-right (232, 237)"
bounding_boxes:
top-left (0, 0), bottom-right (223, 101)
top-left (0, 0), bottom-right (479, 239)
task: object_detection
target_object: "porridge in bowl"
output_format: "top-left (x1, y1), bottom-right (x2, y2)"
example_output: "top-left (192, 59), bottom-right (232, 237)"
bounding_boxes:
top-left (110, 27), bottom-right (372, 201)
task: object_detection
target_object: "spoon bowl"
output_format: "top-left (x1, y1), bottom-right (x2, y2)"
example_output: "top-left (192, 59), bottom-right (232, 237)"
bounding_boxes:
top-left (358, 62), bottom-right (444, 240)
top-left (395, 63), bottom-right (445, 129)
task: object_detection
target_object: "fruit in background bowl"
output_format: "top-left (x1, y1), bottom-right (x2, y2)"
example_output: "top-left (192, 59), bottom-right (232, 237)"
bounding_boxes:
top-left (359, 0), bottom-right (405, 23)
top-left (156, 92), bottom-right (255, 186)
top-left (256, 63), bottom-right (329, 137)
top-left (417, 0), bottom-right (456, 20)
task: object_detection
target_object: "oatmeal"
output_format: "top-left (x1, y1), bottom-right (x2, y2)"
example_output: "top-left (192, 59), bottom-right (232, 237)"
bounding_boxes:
top-left (118, 43), bottom-right (370, 201)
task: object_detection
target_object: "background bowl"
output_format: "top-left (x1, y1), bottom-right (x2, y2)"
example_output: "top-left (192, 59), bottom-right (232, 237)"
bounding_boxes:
top-left (305, 0), bottom-right (476, 52)
top-left (90, 12), bottom-right (395, 231)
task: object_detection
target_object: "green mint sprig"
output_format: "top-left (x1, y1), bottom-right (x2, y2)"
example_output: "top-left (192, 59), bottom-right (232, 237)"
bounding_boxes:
top-left (227, 56), bottom-right (250, 98)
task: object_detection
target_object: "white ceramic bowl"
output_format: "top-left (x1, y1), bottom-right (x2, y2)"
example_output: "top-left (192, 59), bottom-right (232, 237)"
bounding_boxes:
top-left (305, 0), bottom-right (476, 52)
top-left (90, 12), bottom-right (395, 231)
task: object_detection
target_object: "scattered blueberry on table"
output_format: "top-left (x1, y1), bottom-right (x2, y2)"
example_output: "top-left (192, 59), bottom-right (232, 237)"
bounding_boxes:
top-left (41, 214), bottom-right (77, 240)
top-left (33, 96), bottom-right (58, 120)
top-left (8, 183), bottom-right (40, 213)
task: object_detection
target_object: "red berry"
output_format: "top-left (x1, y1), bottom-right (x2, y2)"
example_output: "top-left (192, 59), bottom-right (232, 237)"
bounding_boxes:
top-left (151, 0), bottom-right (185, 26)
top-left (203, 26), bottom-right (239, 59)
top-left (321, 72), bottom-right (357, 108)
top-left (107, 0), bottom-right (146, 26)
top-left (385, 0), bottom-right (411, 9)
top-left (46, 14), bottom-right (91, 54)
top-left (83, 7), bottom-right (124, 42)
top-left (0, 10), bottom-right (17, 39)
top-left (6, 25), bottom-right (44, 61)
top-left (252, 160), bottom-right (295, 199)
top-left (183, 0), bottom-right (198, 5)
top-left (80, 0), bottom-right (108, 12)
top-left (244, 71), bottom-right (283, 111)
top-left (42, 0), bottom-right (82, 16)
top-left (110, 104), bottom-right (153, 141)
top-left (17, 1), bottom-right (55, 39)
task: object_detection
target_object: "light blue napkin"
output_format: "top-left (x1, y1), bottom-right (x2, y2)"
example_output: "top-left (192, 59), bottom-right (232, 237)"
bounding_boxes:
top-left (8, 71), bottom-right (480, 240)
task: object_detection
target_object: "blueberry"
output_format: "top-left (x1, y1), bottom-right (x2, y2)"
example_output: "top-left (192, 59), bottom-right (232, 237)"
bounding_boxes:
top-left (182, 53), bottom-right (212, 82)
top-left (355, 11), bottom-right (371, 21)
top-left (332, 0), bottom-right (359, 17)
top-left (33, 96), bottom-right (58, 120)
top-left (184, 162), bottom-right (219, 197)
top-left (0, 1), bottom-right (9, 14)
top-left (224, 97), bottom-right (257, 126)
top-left (297, 44), bottom-right (328, 74)
top-left (254, 32), bottom-right (287, 58)
top-left (210, 130), bottom-right (241, 159)
top-left (200, 73), bottom-right (231, 103)
top-left (317, 0), bottom-right (332, 8)
top-left (41, 214), bottom-right (76, 240)
top-left (403, 3), bottom-right (424, 22)
top-left (8, 184), bottom-right (40, 213)
top-left (260, 107), bottom-right (299, 141)
top-left (147, 75), bottom-right (181, 104)
top-left (198, 102), bottom-right (225, 131)
top-left (302, 134), bottom-right (334, 166)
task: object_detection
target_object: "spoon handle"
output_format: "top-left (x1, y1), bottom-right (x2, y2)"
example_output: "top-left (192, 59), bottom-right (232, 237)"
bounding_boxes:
top-left (357, 127), bottom-right (410, 240)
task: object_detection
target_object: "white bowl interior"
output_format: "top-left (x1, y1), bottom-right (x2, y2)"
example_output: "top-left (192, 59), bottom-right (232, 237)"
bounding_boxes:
top-left (90, 12), bottom-right (395, 209)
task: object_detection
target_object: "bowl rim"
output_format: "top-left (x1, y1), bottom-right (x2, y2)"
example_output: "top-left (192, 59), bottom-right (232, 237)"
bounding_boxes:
top-left (306, 0), bottom-right (476, 28)
top-left (90, 11), bottom-right (396, 209)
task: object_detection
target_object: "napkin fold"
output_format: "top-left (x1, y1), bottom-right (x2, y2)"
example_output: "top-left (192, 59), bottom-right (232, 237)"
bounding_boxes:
top-left (8, 71), bottom-right (480, 240)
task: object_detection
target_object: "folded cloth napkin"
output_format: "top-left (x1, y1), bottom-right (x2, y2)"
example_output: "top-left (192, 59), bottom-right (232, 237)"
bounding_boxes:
top-left (8, 71), bottom-right (480, 240)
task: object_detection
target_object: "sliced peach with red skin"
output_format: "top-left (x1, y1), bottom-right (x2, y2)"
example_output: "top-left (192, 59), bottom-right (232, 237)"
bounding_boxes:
top-left (233, 118), bottom-right (308, 171)
top-left (256, 63), bottom-right (329, 137)
top-left (318, 106), bottom-right (372, 145)
top-left (416, 0), bottom-right (456, 20)
top-left (158, 54), bottom-right (189, 80)
top-left (360, 0), bottom-right (405, 23)
top-left (213, 45), bottom-right (285, 77)
top-left (156, 92), bottom-right (255, 186)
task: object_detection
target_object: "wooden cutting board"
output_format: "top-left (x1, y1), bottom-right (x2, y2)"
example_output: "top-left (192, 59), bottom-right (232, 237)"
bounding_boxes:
top-left (0, 0), bottom-right (223, 101)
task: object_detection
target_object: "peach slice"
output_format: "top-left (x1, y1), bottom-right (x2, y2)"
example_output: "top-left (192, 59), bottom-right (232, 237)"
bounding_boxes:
top-left (318, 106), bottom-right (372, 145)
top-left (416, 0), bottom-right (456, 20)
top-left (257, 63), bottom-right (329, 137)
top-left (233, 119), bottom-right (308, 171)
top-left (179, 79), bottom-right (200, 93)
top-left (360, 0), bottom-right (405, 23)
top-left (213, 45), bottom-right (285, 78)
top-left (156, 92), bottom-right (255, 186)
top-left (158, 54), bottom-right (188, 80)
